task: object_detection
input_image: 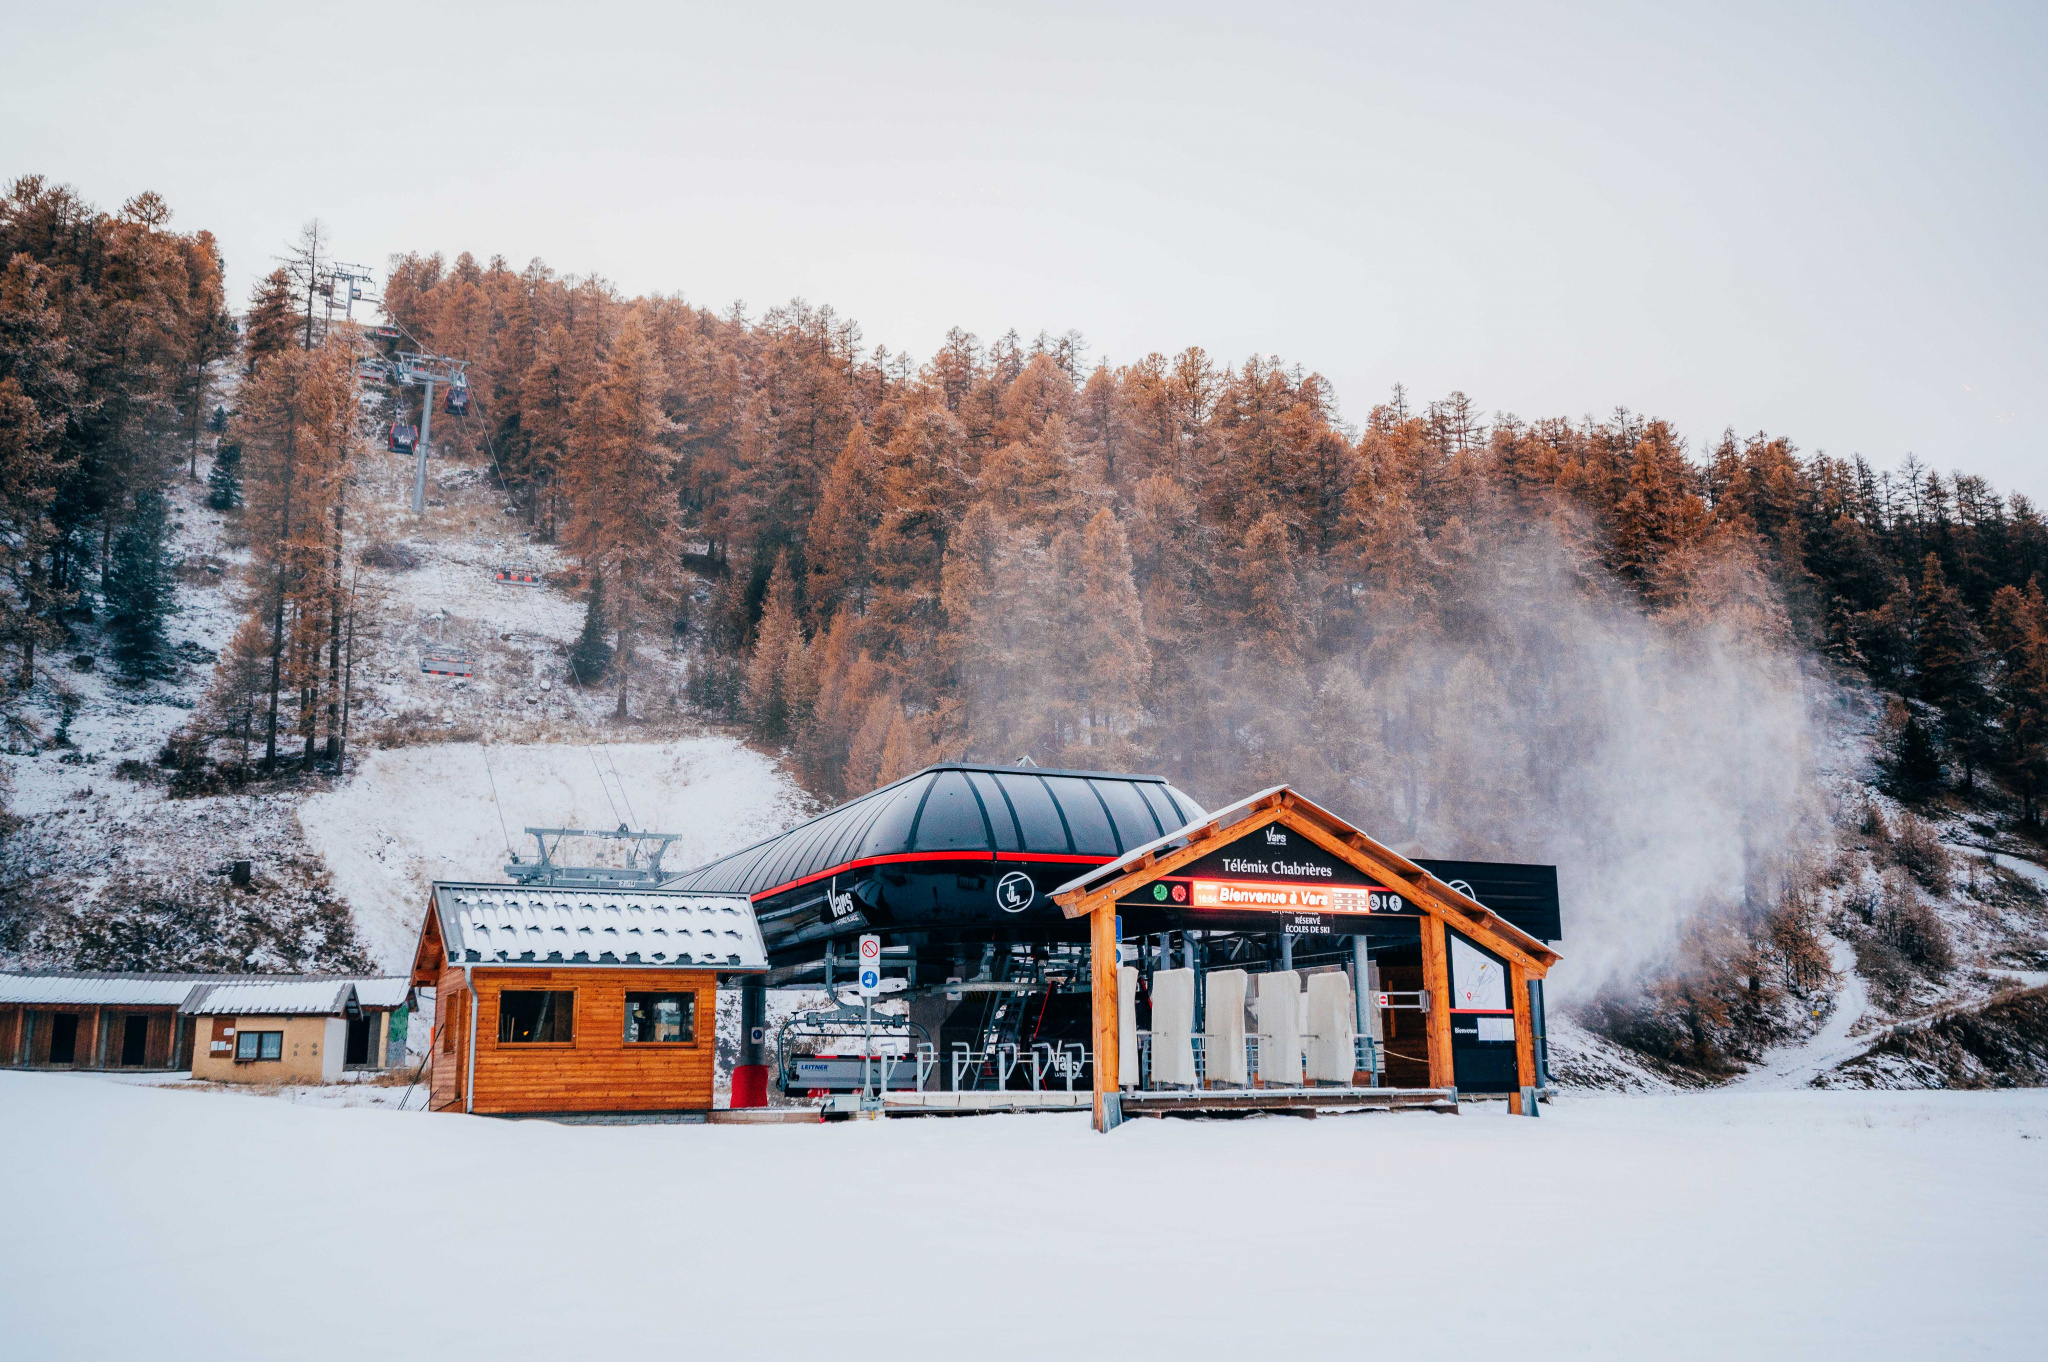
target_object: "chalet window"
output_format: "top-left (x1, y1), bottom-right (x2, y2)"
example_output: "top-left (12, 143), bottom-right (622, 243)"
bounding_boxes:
top-left (624, 992), bottom-right (695, 1044)
top-left (498, 990), bottom-right (574, 1044)
top-left (234, 1030), bottom-right (283, 1061)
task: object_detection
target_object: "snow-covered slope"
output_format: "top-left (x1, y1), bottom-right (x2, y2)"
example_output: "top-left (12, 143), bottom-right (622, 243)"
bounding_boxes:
top-left (6, 1072), bottom-right (2044, 1361)
top-left (300, 735), bottom-right (809, 969)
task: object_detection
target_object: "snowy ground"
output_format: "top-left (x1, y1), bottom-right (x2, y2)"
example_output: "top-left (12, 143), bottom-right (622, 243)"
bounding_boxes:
top-left (299, 734), bottom-right (810, 969)
top-left (3, 1073), bottom-right (2043, 1362)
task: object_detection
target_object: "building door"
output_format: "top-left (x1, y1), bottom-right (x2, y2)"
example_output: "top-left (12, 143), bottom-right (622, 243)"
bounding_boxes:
top-left (345, 1015), bottom-right (371, 1066)
top-left (121, 1015), bottom-right (149, 1067)
top-left (49, 1013), bottom-right (78, 1065)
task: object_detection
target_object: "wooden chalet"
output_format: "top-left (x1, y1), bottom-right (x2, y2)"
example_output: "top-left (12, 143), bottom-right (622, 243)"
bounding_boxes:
top-left (413, 882), bottom-right (769, 1118)
top-left (1054, 785), bottom-right (1562, 1131)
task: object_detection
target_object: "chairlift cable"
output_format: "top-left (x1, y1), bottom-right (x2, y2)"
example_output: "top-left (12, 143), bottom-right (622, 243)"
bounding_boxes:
top-left (440, 377), bottom-right (652, 832)
top-left (478, 738), bottom-right (515, 861)
top-left (373, 312), bottom-right (641, 833)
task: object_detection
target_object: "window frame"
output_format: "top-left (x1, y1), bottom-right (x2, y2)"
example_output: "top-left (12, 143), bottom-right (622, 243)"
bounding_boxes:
top-left (495, 989), bottom-right (577, 1046)
top-left (622, 991), bottom-right (698, 1045)
top-left (234, 1029), bottom-right (284, 1062)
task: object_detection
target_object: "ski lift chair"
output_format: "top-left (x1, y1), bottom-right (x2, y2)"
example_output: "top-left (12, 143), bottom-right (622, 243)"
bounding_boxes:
top-left (419, 647), bottom-right (474, 678)
top-left (492, 565), bottom-right (543, 586)
top-left (388, 421), bottom-right (418, 454)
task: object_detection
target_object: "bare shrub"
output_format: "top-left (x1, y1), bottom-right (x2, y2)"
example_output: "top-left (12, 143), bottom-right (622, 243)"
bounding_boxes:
top-left (359, 540), bottom-right (422, 571)
top-left (1889, 813), bottom-right (1953, 896)
top-left (1768, 887), bottom-right (1835, 995)
top-left (1877, 887), bottom-right (1956, 976)
top-left (1854, 935), bottom-right (1918, 1007)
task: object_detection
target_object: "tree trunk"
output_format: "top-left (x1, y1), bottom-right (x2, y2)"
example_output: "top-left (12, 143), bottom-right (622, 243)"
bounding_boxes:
top-left (264, 411), bottom-right (299, 767)
top-left (323, 496), bottom-right (344, 760)
top-left (614, 615), bottom-right (632, 720)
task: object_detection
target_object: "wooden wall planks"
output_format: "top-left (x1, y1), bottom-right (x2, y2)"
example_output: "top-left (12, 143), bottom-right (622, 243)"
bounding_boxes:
top-left (428, 967), bottom-right (721, 1115)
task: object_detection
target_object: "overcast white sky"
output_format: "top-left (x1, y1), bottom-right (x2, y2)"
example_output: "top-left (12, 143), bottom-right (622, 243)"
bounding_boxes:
top-left (7, 1), bottom-right (2044, 498)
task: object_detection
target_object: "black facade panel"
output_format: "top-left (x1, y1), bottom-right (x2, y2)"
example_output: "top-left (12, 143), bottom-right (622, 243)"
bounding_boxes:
top-left (1041, 776), bottom-right (1120, 856)
top-left (998, 774), bottom-right (1073, 854)
top-left (1415, 858), bottom-right (1561, 942)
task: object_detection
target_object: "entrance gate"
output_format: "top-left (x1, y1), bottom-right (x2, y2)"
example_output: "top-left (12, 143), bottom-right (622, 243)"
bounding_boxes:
top-left (1054, 786), bottom-right (1560, 1132)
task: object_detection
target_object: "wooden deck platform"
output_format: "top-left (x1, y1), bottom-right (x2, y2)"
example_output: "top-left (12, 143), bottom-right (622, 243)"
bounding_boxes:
top-left (1117, 1086), bottom-right (1459, 1117)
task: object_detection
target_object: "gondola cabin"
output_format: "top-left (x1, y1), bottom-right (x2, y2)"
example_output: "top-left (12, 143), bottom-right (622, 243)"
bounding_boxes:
top-left (414, 883), bottom-right (768, 1117)
top-left (387, 421), bottom-right (418, 454)
top-left (445, 375), bottom-right (469, 415)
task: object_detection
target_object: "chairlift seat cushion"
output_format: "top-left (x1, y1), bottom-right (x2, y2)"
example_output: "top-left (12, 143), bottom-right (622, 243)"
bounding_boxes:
top-left (1304, 971), bottom-right (1356, 1083)
top-left (1150, 968), bottom-right (1198, 1086)
top-left (1205, 969), bottom-right (1249, 1084)
top-left (1255, 970), bottom-right (1302, 1086)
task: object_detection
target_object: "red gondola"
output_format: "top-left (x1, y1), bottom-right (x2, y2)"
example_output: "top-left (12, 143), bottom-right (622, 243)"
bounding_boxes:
top-left (388, 421), bottom-right (418, 454)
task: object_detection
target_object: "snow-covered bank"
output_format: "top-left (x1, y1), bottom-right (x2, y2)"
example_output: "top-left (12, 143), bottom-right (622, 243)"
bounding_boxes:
top-left (299, 735), bottom-right (810, 969)
top-left (3, 1075), bottom-right (2042, 1361)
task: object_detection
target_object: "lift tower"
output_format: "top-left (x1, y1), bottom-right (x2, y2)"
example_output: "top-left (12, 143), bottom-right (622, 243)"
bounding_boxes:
top-left (395, 351), bottom-right (471, 514)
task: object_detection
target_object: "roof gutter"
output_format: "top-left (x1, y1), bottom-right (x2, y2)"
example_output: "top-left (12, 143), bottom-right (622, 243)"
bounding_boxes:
top-left (463, 964), bottom-right (478, 1115)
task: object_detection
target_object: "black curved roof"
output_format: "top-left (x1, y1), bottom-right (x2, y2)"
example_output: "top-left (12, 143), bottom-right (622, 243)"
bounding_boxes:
top-left (661, 764), bottom-right (1206, 901)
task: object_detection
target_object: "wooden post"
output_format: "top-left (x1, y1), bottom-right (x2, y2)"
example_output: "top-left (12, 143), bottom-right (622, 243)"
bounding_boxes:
top-left (1090, 901), bottom-right (1118, 1132)
top-left (1420, 915), bottom-right (1454, 1091)
top-left (1510, 961), bottom-right (1537, 1115)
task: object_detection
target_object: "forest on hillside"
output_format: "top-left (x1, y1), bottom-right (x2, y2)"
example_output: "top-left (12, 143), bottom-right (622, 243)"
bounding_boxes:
top-left (6, 175), bottom-right (2048, 1072)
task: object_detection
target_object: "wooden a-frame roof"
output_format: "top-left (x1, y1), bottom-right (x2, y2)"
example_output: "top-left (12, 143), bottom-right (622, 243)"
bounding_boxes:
top-left (1051, 785), bottom-right (1560, 976)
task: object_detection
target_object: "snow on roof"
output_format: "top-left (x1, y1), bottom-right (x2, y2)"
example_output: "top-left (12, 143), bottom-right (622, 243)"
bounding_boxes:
top-left (431, 884), bottom-right (769, 970)
top-left (0, 973), bottom-right (214, 1007)
top-left (350, 977), bottom-right (413, 1008)
top-left (182, 980), bottom-right (359, 1016)
top-left (0, 972), bottom-right (414, 1010)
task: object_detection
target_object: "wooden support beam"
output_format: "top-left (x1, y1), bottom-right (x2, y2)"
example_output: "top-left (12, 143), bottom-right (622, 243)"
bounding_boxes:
top-left (1420, 915), bottom-right (1453, 1091)
top-left (1058, 809), bottom-right (1280, 919)
top-left (1281, 813), bottom-right (1555, 977)
top-left (1510, 960), bottom-right (1537, 1115)
top-left (1090, 901), bottom-right (1118, 1132)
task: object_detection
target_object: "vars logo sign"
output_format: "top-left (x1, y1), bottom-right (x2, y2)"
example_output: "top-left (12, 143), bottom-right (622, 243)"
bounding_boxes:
top-left (1264, 826), bottom-right (1287, 846)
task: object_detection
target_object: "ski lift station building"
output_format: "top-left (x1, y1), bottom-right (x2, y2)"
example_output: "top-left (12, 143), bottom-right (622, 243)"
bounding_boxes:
top-left (410, 764), bottom-right (1562, 1128)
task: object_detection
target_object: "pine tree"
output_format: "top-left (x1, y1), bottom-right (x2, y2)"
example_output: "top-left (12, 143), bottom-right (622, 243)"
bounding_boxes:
top-left (867, 404), bottom-right (970, 703)
top-left (803, 423), bottom-right (884, 628)
top-left (233, 340), bottom-right (352, 766)
top-left (206, 442), bottom-right (241, 510)
top-left (562, 314), bottom-right (680, 719)
top-left (746, 553), bottom-right (804, 739)
top-left (1065, 508), bottom-right (1150, 757)
top-left (242, 268), bottom-right (296, 374)
top-left (1914, 553), bottom-right (1992, 790)
top-left (570, 571), bottom-right (612, 685)
top-left (103, 485), bottom-right (179, 678)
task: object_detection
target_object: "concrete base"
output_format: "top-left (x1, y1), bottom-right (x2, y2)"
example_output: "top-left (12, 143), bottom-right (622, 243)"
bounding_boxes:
top-left (708, 1106), bottom-right (821, 1125)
